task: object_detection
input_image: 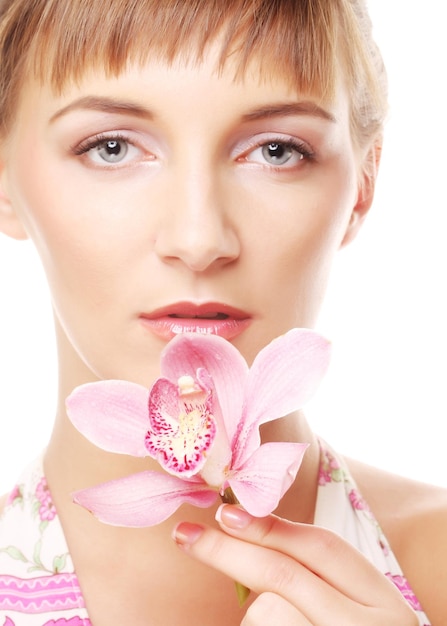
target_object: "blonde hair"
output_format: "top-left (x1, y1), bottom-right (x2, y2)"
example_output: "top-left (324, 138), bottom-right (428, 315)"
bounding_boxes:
top-left (0, 0), bottom-right (387, 147)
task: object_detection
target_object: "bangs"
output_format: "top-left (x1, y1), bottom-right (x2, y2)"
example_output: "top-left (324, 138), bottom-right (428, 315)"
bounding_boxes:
top-left (1, 0), bottom-right (339, 97)
top-left (0, 0), bottom-right (387, 144)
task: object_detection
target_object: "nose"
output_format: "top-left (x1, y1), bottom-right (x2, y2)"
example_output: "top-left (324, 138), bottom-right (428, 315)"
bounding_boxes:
top-left (154, 164), bottom-right (240, 272)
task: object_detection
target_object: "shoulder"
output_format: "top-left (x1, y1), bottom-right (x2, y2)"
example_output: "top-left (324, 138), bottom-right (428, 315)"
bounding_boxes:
top-left (347, 457), bottom-right (447, 626)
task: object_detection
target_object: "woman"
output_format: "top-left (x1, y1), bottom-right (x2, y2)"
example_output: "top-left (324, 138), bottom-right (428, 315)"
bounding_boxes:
top-left (0, 1), bottom-right (445, 624)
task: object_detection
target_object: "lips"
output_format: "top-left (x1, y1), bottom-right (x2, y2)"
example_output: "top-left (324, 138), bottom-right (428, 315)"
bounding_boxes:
top-left (140, 302), bottom-right (252, 341)
top-left (168, 312), bottom-right (229, 320)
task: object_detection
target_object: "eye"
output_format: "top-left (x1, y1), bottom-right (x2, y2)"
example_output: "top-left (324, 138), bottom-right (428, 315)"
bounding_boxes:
top-left (95, 138), bottom-right (129, 163)
top-left (261, 142), bottom-right (297, 165)
top-left (72, 133), bottom-right (145, 167)
top-left (243, 138), bottom-right (314, 169)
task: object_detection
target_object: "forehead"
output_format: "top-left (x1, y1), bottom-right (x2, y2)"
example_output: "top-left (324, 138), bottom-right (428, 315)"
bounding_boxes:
top-left (18, 52), bottom-right (345, 132)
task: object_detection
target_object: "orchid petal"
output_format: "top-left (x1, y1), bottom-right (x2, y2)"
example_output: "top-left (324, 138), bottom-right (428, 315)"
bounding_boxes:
top-left (66, 380), bottom-right (149, 456)
top-left (228, 442), bottom-right (308, 517)
top-left (146, 377), bottom-right (216, 477)
top-left (246, 329), bottom-right (331, 425)
top-left (147, 377), bottom-right (180, 430)
top-left (233, 329), bottom-right (330, 466)
top-left (194, 367), bottom-right (232, 487)
top-left (160, 334), bottom-right (248, 442)
top-left (73, 471), bottom-right (218, 527)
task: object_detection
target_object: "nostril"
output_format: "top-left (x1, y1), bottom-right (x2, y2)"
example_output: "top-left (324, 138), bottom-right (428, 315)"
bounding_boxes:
top-left (153, 210), bottom-right (240, 272)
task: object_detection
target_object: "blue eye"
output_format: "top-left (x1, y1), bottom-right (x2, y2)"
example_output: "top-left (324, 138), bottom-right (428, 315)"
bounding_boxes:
top-left (95, 139), bottom-right (129, 163)
top-left (244, 137), bottom-right (314, 168)
top-left (73, 133), bottom-right (143, 167)
top-left (261, 142), bottom-right (298, 165)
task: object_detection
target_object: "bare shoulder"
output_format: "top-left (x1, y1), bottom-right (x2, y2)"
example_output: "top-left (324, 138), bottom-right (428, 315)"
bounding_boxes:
top-left (346, 457), bottom-right (447, 520)
top-left (347, 457), bottom-right (447, 626)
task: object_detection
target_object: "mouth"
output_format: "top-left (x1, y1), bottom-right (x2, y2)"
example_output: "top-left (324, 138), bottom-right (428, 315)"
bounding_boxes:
top-left (140, 302), bottom-right (252, 341)
top-left (168, 312), bottom-right (229, 320)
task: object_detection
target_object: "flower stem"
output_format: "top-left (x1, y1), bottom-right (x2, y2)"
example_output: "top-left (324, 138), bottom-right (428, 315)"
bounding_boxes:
top-left (221, 487), bottom-right (251, 606)
top-left (222, 486), bottom-right (240, 505)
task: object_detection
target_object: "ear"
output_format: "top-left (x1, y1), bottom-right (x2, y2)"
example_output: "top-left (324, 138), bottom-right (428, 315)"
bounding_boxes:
top-left (0, 163), bottom-right (28, 240)
top-left (340, 141), bottom-right (382, 248)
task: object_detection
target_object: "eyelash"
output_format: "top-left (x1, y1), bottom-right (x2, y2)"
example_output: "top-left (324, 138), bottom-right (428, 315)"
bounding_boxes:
top-left (71, 133), bottom-right (316, 169)
top-left (268, 137), bottom-right (313, 158)
top-left (71, 132), bottom-right (132, 156)
top-left (243, 136), bottom-right (316, 165)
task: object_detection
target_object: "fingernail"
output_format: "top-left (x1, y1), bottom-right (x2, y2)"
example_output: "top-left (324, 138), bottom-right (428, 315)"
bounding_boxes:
top-left (216, 504), bottom-right (252, 529)
top-left (172, 522), bottom-right (204, 547)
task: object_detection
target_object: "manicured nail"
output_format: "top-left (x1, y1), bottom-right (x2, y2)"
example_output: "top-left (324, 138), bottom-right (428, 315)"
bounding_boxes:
top-left (216, 504), bottom-right (252, 529)
top-left (172, 522), bottom-right (204, 547)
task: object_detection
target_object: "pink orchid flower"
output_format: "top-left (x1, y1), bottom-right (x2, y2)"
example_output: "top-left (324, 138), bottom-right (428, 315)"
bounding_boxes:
top-left (66, 329), bottom-right (330, 527)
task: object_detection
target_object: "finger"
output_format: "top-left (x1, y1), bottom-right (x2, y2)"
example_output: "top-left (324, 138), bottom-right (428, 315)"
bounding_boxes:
top-left (242, 592), bottom-right (312, 626)
top-left (172, 517), bottom-right (418, 625)
top-left (215, 504), bottom-right (405, 609)
top-left (172, 520), bottom-right (360, 624)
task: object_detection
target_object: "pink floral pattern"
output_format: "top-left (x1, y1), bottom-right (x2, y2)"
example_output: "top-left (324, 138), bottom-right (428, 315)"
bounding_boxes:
top-left (35, 478), bottom-right (57, 522)
top-left (2, 617), bottom-right (90, 626)
top-left (385, 573), bottom-right (423, 612)
top-left (5, 486), bottom-right (23, 509)
top-left (318, 440), bottom-right (430, 624)
top-left (0, 462), bottom-right (89, 624)
top-left (348, 488), bottom-right (371, 512)
top-left (318, 445), bottom-right (345, 485)
top-left (44, 618), bottom-right (91, 625)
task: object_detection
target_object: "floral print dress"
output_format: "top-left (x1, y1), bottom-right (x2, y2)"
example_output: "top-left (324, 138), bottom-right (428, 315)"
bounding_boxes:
top-left (0, 443), bottom-right (431, 625)
top-left (315, 444), bottom-right (431, 625)
top-left (0, 458), bottom-right (90, 626)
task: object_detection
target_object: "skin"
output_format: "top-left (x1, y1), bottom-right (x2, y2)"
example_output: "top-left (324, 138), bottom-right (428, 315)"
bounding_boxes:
top-left (0, 50), bottom-right (446, 625)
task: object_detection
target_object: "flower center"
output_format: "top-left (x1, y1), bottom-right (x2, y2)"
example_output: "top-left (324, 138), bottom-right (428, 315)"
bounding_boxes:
top-left (178, 375), bottom-right (197, 394)
top-left (145, 375), bottom-right (217, 477)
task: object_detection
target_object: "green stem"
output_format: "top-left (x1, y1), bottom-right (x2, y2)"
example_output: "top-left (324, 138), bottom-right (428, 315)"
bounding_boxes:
top-left (222, 486), bottom-right (240, 505)
top-left (221, 487), bottom-right (251, 607)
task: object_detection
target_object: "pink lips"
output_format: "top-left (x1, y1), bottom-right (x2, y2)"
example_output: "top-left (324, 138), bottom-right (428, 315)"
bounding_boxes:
top-left (140, 302), bottom-right (252, 341)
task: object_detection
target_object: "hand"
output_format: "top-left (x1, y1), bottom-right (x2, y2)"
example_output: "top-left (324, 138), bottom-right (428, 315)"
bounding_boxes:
top-left (173, 504), bottom-right (419, 625)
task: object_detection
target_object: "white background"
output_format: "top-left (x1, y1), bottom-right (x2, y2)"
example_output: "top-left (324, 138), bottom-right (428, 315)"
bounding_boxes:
top-left (0, 1), bottom-right (446, 492)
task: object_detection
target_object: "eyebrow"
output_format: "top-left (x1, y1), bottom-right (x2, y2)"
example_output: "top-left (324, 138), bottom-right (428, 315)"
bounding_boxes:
top-left (50, 96), bottom-right (155, 123)
top-left (241, 102), bottom-right (336, 124)
top-left (50, 96), bottom-right (336, 125)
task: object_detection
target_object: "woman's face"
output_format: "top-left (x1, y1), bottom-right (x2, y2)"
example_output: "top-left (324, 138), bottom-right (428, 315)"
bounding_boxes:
top-left (0, 52), bottom-right (371, 387)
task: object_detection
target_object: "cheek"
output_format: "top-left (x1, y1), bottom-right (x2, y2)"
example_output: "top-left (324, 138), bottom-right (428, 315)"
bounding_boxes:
top-left (7, 137), bottom-right (80, 271)
top-left (248, 176), bottom-right (355, 270)
top-left (239, 168), bottom-right (357, 323)
top-left (6, 160), bottom-right (148, 380)
top-left (8, 146), bottom-right (129, 302)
